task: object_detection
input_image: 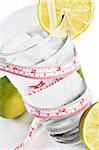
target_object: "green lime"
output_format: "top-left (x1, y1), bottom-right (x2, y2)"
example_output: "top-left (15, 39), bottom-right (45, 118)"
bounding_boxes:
top-left (0, 76), bottom-right (26, 119)
top-left (77, 69), bottom-right (84, 79)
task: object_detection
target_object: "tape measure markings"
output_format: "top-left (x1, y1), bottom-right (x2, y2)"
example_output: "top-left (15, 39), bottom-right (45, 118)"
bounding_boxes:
top-left (27, 78), bottom-right (62, 95)
top-left (0, 56), bottom-right (80, 79)
top-left (25, 89), bottom-right (92, 119)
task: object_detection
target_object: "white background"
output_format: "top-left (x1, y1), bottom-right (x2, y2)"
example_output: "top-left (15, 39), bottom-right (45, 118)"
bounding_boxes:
top-left (0, 0), bottom-right (98, 149)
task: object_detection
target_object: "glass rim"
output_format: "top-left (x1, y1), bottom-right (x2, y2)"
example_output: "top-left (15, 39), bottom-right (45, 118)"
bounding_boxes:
top-left (0, 4), bottom-right (69, 57)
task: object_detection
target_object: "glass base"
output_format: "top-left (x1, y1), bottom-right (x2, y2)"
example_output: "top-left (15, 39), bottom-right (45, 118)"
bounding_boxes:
top-left (41, 102), bottom-right (91, 145)
top-left (50, 126), bottom-right (80, 144)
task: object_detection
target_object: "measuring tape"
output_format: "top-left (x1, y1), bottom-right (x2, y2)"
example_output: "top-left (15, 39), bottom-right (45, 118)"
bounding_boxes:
top-left (0, 55), bottom-right (92, 149)
top-left (0, 56), bottom-right (80, 80)
top-left (14, 88), bottom-right (92, 150)
top-left (25, 88), bottom-right (92, 119)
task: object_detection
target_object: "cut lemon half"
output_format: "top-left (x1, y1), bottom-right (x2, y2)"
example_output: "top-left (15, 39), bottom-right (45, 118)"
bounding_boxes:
top-left (38, 0), bottom-right (94, 39)
top-left (79, 102), bottom-right (99, 150)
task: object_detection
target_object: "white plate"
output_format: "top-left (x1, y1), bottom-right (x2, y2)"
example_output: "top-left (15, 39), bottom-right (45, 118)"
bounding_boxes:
top-left (0, 112), bottom-right (86, 150)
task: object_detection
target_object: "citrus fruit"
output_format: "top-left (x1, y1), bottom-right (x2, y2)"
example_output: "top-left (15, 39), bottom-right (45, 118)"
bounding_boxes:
top-left (0, 76), bottom-right (26, 119)
top-left (77, 69), bottom-right (84, 79)
top-left (38, 0), bottom-right (94, 39)
top-left (79, 102), bottom-right (99, 150)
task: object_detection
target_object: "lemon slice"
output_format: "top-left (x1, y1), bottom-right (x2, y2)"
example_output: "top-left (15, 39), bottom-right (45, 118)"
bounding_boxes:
top-left (38, 0), bottom-right (94, 39)
top-left (79, 102), bottom-right (99, 150)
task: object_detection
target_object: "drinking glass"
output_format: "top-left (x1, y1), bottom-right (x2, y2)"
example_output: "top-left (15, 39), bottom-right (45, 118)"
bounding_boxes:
top-left (0, 5), bottom-right (91, 145)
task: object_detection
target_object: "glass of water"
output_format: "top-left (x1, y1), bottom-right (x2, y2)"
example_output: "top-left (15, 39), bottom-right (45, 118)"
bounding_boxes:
top-left (0, 5), bottom-right (91, 145)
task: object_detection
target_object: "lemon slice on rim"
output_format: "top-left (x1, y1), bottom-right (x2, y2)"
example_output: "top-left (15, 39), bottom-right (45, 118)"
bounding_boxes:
top-left (79, 102), bottom-right (99, 150)
top-left (38, 0), bottom-right (94, 39)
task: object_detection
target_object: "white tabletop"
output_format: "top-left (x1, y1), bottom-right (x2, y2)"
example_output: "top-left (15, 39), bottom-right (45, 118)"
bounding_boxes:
top-left (0, 112), bottom-right (86, 150)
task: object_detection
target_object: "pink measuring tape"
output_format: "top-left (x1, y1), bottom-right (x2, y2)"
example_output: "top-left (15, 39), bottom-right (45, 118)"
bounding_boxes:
top-left (14, 89), bottom-right (91, 150)
top-left (25, 88), bottom-right (91, 119)
top-left (0, 56), bottom-right (92, 149)
top-left (0, 56), bottom-right (79, 80)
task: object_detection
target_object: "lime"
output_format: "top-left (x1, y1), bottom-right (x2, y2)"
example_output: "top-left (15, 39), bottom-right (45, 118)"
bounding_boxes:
top-left (77, 69), bottom-right (84, 79)
top-left (38, 0), bottom-right (94, 39)
top-left (79, 102), bottom-right (99, 150)
top-left (0, 76), bottom-right (26, 119)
